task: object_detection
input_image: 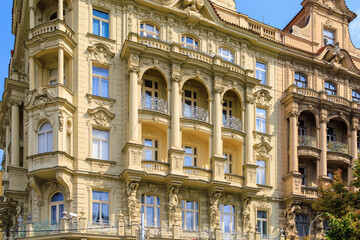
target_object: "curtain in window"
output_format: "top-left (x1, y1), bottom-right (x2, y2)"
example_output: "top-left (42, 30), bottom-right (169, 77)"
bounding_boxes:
top-left (92, 202), bottom-right (100, 223)
top-left (92, 139), bottom-right (100, 159)
top-left (38, 133), bottom-right (46, 153)
top-left (101, 203), bottom-right (109, 223)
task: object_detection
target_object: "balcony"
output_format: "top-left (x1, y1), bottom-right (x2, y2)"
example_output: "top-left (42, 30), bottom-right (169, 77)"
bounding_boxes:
top-left (141, 95), bottom-right (168, 114)
top-left (182, 104), bottom-right (209, 122)
top-left (222, 115), bottom-right (242, 132)
top-left (301, 186), bottom-right (318, 199)
top-left (27, 151), bottom-right (74, 173)
top-left (141, 160), bottom-right (169, 176)
top-left (225, 173), bottom-right (243, 186)
top-left (28, 19), bottom-right (74, 40)
top-left (327, 140), bottom-right (349, 154)
top-left (183, 166), bottom-right (211, 181)
top-left (298, 135), bottom-right (317, 148)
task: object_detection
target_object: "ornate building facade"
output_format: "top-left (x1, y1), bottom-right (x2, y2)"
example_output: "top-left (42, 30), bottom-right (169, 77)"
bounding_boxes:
top-left (0, 0), bottom-right (359, 239)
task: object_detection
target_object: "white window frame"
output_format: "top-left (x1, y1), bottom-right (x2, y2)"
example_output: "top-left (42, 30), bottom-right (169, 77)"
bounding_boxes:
top-left (140, 23), bottom-right (160, 39)
top-left (223, 153), bottom-right (233, 174)
top-left (256, 61), bottom-right (267, 85)
top-left (92, 65), bottom-right (110, 98)
top-left (182, 200), bottom-right (199, 231)
top-left (257, 210), bottom-right (268, 238)
top-left (143, 138), bottom-right (159, 161)
top-left (256, 108), bottom-right (267, 133)
top-left (92, 9), bottom-right (110, 38)
top-left (256, 160), bottom-right (266, 185)
top-left (218, 48), bottom-right (234, 62)
top-left (181, 36), bottom-right (199, 50)
top-left (38, 122), bottom-right (53, 154)
top-left (50, 192), bottom-right (64, 225)
top-left (220, 204), bottom-right (235, 233)
top-left (323, 28), bottom-right (335, 46)
top-left (92, 129), bottom-right (110, 160)
top-left (92, 190), bottom-right (110, 224)
top-left (141, 195), bottom-right (161, 227)
top-left (184, 146), bottom-right (197, 167)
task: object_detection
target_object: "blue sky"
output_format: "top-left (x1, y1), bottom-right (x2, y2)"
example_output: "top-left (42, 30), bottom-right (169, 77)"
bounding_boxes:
top-left (0, 0), bottom-right (359, 160)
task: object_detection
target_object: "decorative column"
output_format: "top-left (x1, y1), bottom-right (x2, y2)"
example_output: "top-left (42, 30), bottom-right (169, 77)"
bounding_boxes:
top-left (319, 110), bottom-right (328, 178)
top-left (10, 99), bottom-right (21, 166)
top-left (29, 6), bottom-right (35, 29)
top-left (289, 110), bottom-right (299, 173)
top-left (58, 0), bottom-right (63, 21)
top-left (243, 89), bottom-right (258, 187)
top-left (350, 118), bottom-right (358, 185)
top-left (29, 56), bottom-right (35, 90)
top-left (5, 120), bottom-right (10, 178)
top-left (212, 79), bottom-right (223, 157)
top-left (169, 63), bottom-right (184, 175)
top-left (58, 47), bottom-right (64, 85)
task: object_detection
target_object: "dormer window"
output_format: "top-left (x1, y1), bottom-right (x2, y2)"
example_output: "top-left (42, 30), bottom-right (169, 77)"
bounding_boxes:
top-left (140, 23), bottom-right (160, 39)
top-left (323, 29), bottom-right (335, 46)
top-left (181, 36), bottom-right (199, 50)
top-left (324, 81), bottom-right (336, 95)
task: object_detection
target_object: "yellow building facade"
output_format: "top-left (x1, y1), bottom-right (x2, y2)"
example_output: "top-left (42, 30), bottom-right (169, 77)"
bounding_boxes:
top-left (0, 0), bottom-right (359, 239)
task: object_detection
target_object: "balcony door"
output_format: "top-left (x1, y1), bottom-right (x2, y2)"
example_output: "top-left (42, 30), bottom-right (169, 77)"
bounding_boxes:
top-left (327, 127), bottom-right (336, 141)
top-left (143, 79), bottom-right (159, 109)
top-left (298, 119), bottom-right (306, 136)
top-left (183, 89), bottom-right (197, 118)
top-left (222, 98), bottom-right (233, 121)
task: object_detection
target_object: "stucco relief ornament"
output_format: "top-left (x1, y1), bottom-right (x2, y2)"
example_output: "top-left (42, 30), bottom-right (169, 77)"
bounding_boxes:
top-left (87, 43), bottom-right (115, 64)
top-left (168, 186), bottom-right (181, 226)
top-left (286, 205), bottom-right (301, 237)
top-left (58, 110), bottom-right (64, 132)
top-left (209, 192), bottom-right (221, 229)
top-left (184, 0), bottom-right (204, 26)
top-left (242, 198), bottom-right (252, 233)
top-left (127, 182), bottom-right (140, 222)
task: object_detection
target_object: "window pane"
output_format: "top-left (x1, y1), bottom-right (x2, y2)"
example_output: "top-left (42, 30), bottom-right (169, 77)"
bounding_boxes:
top-left (59, 204), bottom-right (64, 221)
top-left (146, 206), bottom-right (155, 226)
top-left (92, 202), bottom-right (100, 223)
top-left (256, 108), bottom-right (266, 116)
top-left (144, 139), bottom-right (153, 147)
top-left (256, 62), bottom-right (266, 70)
top-left (145, 150), bottom-right (152, 160)
top-left (101, 203), bottom-right (109, 223)
top-left (101, 140), bottom-right (109, 160)
top-left (93, 66), bottom-right (109, 77)
top-left (146, 195), bottom-right (155, 205)
top-left (93, 9), bottom-right (109, 20)
top-left (102, 22), bottom-right (109, 38)
top-left (51, 192), bottom-right (64, 202)
top-left (38, 133), bottom-right (45, 153)
top-left (51, 205), bottom-right (57, 224)
top-left (93, 19), bottom-right (100, 35)
top-left (186, 212), bottom-right (194, 230)
top-left (92, 77), bottom-right (100, 96)
top-left (186, 201), bottom-right (193, 210)
top-left (92, 139), bottom-right (100, 159)
top-left (101, 79), bottom-right (109, 97)
top-left (156, 207), bottom-right (160, 226)
top-left (184, 156), bottom-right (192, 166)
top-left (47, 132), bottom-right (53, 152)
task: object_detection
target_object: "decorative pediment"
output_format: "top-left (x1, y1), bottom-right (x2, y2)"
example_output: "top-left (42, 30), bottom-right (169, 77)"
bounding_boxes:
top-left (254, 89), bottom-right (272, 107)
top-left (26, 87), bottom-right (55, 107)
top-left (254, 142), bottom-right (273, 159)
top-left (87, 43), bottom-right (115, 64)
top-left (318, 43), bottom-right (360, 75)
top-left (310, 0), bottom-right (356, 21)
top-left (87, 107), bottom-right (115, 127)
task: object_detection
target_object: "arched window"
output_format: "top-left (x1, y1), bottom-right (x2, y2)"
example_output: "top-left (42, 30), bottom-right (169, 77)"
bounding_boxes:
top-left (181, 36), bottom-right (199, 50)
top-left (38, 122), bottom-right (53, 153)
top-left (218, 48), bottom-right (234, 62)
top-left (295, 73), bottom-right (307, 88)
top-left (50, 192), bottom-right (64, 225)
top-left (48, 10), bottom-right (66, 22)
top-left (352, 90), bottom-right (360, 103)
top-left (140, 23), bottom-right (160, 39)
top-left (324, 81), bottom-right (336, 95)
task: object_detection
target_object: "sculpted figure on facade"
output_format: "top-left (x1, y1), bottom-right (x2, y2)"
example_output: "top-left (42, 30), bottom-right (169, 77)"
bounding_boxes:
top-left (315, 217), bottom-right (325, 239)
top-left (209, 192), bottom-right (221, 229)
top-left (242, 198), bottom-right (252, 233)
top-left (127, 181), bottom-right (140, 222)
top-left (286, 204), bottom-right (301, 237)
top-left (168, 186), bottom-right (181, 226)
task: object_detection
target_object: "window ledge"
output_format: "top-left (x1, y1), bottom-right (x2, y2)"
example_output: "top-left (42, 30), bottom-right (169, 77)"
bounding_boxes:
top-left (86, 93), bottom-right (116, 105)
top-left (87, 32), bottom-right (116, 43)
top-left (256, 184), bottom-right (273, 189)
top-left (26, 151), bottom-right (75, 160)
top-left (86, 158), bottom-right (116, 165)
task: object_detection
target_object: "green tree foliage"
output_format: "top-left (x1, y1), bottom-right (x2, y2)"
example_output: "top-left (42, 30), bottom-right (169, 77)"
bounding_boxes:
top-left (313, 161), bottom-right (360, 240)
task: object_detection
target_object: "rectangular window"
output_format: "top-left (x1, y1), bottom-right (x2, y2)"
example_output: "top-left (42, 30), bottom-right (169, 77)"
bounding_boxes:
top-left (92, 191), bottom-right (109, 224)
top-left (323, 29), bottom-right (335, 46)
top-left (256, 62), bottom-right (267, 84)
top-left (49, 68), bottom-right (58, 85)
top-left (257, 160), bottom-right (266, 185)
top-left (143, 139), bottom-right (159, 161)
top-left (257, 210), bottom-right (268, 237)
top-left (295, 214), bottom-right (309, 237)
top-left (223, 153), bottom-right (233, 174)
top-left (220, 204), bottom-right (235, 233)
top-left (184, 146), bottom-right (197, 167)
top-left (93, 9), bottom-right (109, 38)
top-left (92, 66), bottom-right (109, 98)
top-left (299, 167), bottom-right (306, 186)
top-left (92, 129), bottom-right (109, 160)
top-left (182, 200), bottom-right (199, 231)
top-left (141, 195), bottom-right (160, 227)
top-left (256, 108), bottom-right (267, 133)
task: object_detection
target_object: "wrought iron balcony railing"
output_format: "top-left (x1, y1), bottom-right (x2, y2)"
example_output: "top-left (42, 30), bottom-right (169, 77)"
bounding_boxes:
top-left (182, 104), bottom-right (209, 122)
top-left (141, 95), bottom-right (168, 114)
top-left (298, 135), bottom-right (317, 148)
top-left (222, 115), bottom-right (242, 131)
top-left (327, 140), bottom-right (349, 154)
